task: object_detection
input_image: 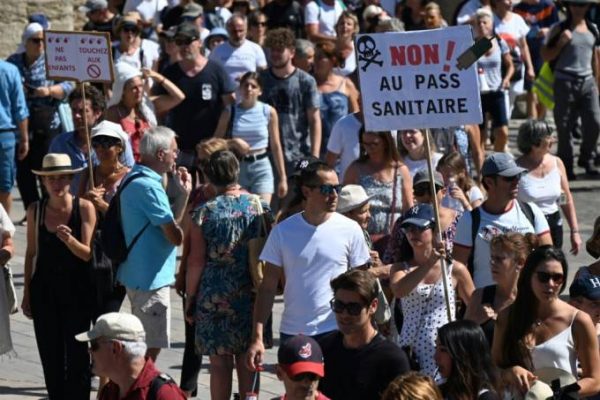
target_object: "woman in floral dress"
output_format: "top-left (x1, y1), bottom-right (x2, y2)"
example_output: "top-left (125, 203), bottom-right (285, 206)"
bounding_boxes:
top-left (185, 150), bottom-right (262, 400)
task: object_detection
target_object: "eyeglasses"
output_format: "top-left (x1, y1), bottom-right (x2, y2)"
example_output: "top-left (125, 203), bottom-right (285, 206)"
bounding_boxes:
top-left (330, 298), bottom-right (366, 316)
top-left (29, 38), bottom-right (44, 44)
top-left (92, 137), bottom-right (121, 149)
top-left (291, 372), bottom-right (320, 382)
top-left (90, 339), bottom-right (112, 352)
top-left (122, 26), bottom-right (140, 34)
top-left (175, 37), bottom-right (197, 46)
top-left (400, 224), bottom-right (431, 235)
top-left (308, 184), bottom-right (342, 196)
top-left (536, 271), bottom-right (564, 285)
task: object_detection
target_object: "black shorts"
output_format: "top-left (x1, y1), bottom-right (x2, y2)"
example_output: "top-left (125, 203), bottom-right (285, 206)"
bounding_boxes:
top-left (481, 91), bottom-right (508, 128)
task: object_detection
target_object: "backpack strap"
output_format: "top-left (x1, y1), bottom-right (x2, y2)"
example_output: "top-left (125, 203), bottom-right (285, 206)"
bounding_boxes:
top-left (118, 172), bottom-right (151, 252)
top-left (467, 206), bottom-right (481, 277)
top-left (516, 200), bottom-right (535, 228)
top-left (148, 373), bottom-right (176, 400)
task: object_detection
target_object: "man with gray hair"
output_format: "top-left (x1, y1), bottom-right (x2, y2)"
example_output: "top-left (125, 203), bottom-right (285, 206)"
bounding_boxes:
top-left (76, 312), bottom-right (187, 399)
top-left (293, 38), bottom-right (315, 73)
top-left (209, 12), bottom-right (267, 86)
top-left (117, 126), bottom-right (191, 361)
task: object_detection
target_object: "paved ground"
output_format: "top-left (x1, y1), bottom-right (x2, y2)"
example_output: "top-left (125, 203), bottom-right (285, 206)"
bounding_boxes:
top-left (2, 118), bottom-right (600, 399)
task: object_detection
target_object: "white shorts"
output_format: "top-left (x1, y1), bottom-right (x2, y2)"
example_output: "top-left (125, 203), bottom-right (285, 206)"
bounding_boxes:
top-left (127, 286), bottom-right (171, 349)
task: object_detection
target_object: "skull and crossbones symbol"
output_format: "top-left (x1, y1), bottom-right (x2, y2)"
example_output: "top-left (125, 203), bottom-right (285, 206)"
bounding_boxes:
top-left (357, 36), bottom-right (383, 72)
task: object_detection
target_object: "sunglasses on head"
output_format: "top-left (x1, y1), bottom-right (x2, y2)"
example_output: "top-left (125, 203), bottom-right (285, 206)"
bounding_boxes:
top-left (309, 184), bottom-right (342, 196)
top-left (175, 36), bottom-right (197, 46)
top-left (92, 136), bottom-right (121, 149)
top-left (330, 298), bottom-right (366, 316)
top-left (536, 271), bottom-right (564, 285)
top-left (291, 372), bottom-right (320, 382)
top-left (29, 38), bottom-right (44, 44)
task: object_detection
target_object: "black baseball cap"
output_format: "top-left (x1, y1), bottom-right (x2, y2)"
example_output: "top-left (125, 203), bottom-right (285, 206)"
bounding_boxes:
top-left (278, 335), bottom-right (325, 378)
top-left (570, 269), bottom-right (600, 301)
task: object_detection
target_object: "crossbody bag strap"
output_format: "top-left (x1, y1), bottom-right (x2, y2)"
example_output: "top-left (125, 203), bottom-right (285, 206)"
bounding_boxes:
top-left (388, 164), bottom-right (399, 234)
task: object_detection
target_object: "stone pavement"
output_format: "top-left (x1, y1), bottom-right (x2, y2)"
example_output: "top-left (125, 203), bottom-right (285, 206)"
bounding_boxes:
top-left (2, 118), bottom-right (600, 399)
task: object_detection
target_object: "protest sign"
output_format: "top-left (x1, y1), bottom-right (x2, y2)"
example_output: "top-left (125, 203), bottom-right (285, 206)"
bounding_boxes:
top-left (355, 25), bottom-right (482, 132)
top-left (44, 30), bottom-right (113, 83)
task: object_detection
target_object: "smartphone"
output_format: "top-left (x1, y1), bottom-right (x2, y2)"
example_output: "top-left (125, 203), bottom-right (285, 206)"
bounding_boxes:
top-left (456, 37), bottom-right (493, 70)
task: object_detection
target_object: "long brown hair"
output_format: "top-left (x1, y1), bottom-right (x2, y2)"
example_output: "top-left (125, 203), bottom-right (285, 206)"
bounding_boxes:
top-left (437, 151), bottom-right (476, 193)
top-left (357, 131), bottom-right (400, 168)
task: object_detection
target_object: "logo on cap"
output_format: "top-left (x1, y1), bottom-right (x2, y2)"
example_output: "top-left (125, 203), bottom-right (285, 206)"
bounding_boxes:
top-left (299, 343), bottom-right (312, 359)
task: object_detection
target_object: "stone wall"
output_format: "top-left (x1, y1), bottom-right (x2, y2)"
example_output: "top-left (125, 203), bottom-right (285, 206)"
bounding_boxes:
top-left (0, 0), bottom-right (81, 59)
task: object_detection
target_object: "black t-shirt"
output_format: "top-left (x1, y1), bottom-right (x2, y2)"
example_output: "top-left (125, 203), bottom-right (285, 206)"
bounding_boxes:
top-left (319, 331), bottom-right (410, 400)
top-left (156, 60), bottom-right (235, 150)
top-left (161, 5), bottom-right (184, 30)
top-left (262, 0), bottom-right (305, 39)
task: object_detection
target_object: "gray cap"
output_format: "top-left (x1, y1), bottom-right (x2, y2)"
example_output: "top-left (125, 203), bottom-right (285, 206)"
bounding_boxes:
top-left (79, 0), bottom-right (108, 13)
top-left (481, 153), bottom-right (527, 177)
top-left (413, 169), bottom-right (444, 188)
top-left (182, 3), bottom-right (204, 18)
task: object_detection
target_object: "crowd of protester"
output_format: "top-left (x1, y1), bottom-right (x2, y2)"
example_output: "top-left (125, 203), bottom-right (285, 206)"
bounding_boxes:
top-left (3, 0), bottom-right (600, 398)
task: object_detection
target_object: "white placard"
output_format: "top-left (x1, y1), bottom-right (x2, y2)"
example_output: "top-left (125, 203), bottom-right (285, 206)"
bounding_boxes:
top-left (356, 26), bottom-right (482, 131)
top-left (44, 30), bottom-right (114, 83)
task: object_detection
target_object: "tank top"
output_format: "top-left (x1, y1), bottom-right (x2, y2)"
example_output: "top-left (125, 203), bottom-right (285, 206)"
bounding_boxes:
top-left (531, 311), bottom-right (578, 376)
top-left (232, 101), bottom-right (270, 151)
top-left (358, 169), bottom-right (403, 236)
top-left (120, 115), bottom-right (150, 163)
top-left (518, 158), bottom-right (561, 215)
top-left (35, 197), bottom-right (88, 278)
top-left (320, 79), bottom-right (349, 156)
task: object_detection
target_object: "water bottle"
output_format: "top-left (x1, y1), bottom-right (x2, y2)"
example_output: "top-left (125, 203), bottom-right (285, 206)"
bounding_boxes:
top-left (444, 177), bottom-right (463, 211)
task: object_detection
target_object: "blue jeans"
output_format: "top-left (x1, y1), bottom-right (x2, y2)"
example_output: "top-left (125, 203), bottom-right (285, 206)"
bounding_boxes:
top-left (0, 133), bottom-right (16, 193)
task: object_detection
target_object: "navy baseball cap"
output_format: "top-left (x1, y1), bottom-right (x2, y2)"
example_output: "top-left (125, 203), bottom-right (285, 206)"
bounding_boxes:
top-left (400, 203), bottom-right (435, 229)
top-left (570, 269), bottom-right (600, 300)
top-left (278, 335), bottom-right (325, 378)
top-left (481, 153), bottom-right (527, 177)
top-left (413, 169), bottom-right (444, 188)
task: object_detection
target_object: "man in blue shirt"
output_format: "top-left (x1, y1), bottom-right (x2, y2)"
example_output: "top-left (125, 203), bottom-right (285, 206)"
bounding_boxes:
top-left (49, 84), bottom-right (135, 194)
top-left (0, 60), bottom-right (29, 214)
top-left (117, 126), bottom-right (191, 361)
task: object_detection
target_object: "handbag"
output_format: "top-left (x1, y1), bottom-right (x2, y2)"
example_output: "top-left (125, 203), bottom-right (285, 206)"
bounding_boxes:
top-left (374, 277), bottom-right (391, 325)
top-left (3, 265), bottom-right (17, 315)
top-left (248, 195), bottom-right (268, 290)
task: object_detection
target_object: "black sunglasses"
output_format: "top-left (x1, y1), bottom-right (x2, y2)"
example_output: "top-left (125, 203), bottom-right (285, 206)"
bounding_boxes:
top-left (330, 298), bottom-right (366, 316)
top-left (175, 36), bottom-right (197, 46)
top-left (536, 271), bottom-right (564, 285)
top-left (29, 38), bottom-right (44, 44)
top-left (567, 2), bottom-right (588, 6)
top-left (251, 21), bottom-right (267, 27)
top-left (89, 339), bottom-right (111, 352)
top-left (308, 184), bottom-right (342, 196)
top-left (291, 372), bottom-right (320, 382)
top-left (92, 136), bottom-right (121, 149)
top-left (400, 224), bottom-right (431, 234)
top-left (413, 184), bottom-right (443, 197)
top-left (499, 175), bottom-right (520, 183)
top-left (122, 26), bottom-right (140, 34)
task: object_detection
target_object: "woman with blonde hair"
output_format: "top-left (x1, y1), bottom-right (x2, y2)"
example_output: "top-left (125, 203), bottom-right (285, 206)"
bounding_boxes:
top-left (382, 372), bottom-right (442, 400)
top-left (334, 11), bottom-right (359, 76)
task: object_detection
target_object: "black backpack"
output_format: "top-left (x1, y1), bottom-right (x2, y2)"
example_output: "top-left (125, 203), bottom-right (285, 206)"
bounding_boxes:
top-left (100, 173), bottom-right (150, 266)
top-left (467, 200), bottom-right (536, 276)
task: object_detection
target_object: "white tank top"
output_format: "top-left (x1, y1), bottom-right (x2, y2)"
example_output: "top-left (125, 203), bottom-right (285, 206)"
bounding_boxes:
top-left (531, 311), bottom-right (578, 376)
top-left (518, 158), bottom-right (562, 215)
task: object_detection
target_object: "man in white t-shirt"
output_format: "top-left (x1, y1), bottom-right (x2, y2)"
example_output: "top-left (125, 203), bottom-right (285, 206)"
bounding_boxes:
top-left (304, 0), bottom-right (345, 43)
top-left (209, 13), bottom-right (267, 87)
top-left (453, 153), bottom-right (552, 288)
top-left (246, 161), bottom-right (370, 371)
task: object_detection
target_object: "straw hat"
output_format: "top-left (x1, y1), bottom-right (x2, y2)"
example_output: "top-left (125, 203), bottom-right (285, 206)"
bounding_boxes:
top-left (32, 153), bottom-right (84, 176)
top-left (337, 185), bottom-right (372, 213)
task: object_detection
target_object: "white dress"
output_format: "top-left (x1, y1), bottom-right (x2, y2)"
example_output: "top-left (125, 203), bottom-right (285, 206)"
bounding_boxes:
top-left (396, 262), bottom-right (456, 378)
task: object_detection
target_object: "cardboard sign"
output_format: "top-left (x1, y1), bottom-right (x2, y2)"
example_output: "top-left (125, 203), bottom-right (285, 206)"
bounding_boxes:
top-left (44, 30), bottom-right (114, 83)
top-left (356, 26), bottom-right (482, 131)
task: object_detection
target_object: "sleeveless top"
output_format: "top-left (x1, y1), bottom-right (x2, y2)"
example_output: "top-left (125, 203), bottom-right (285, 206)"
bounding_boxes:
top-left (119, 115), bottom-right (151, 163)
top-left (531, 311), bottom-right (579, 376)
top-left (320, 79), bottom-right (349, 156)
top-left (232, 101), bottom-right (271, 151)
top-left (398, 262), bottom-right (456, 378)
top-left (358, 169), bottom-right (403, 236)
top-left (518, 157), bottom-right (561, 215)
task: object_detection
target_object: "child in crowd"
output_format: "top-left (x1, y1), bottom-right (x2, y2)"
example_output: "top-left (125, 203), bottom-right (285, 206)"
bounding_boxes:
top-left (437, 151), bottom-right (484, 212)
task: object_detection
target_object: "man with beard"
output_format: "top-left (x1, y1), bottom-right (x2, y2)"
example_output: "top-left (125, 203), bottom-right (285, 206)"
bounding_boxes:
top-left (154, 22), bottom-right (235, 172)
top-left (246, 161), bottom-right (370, 371)
top-left (319, 269), bottom-right (410, 400)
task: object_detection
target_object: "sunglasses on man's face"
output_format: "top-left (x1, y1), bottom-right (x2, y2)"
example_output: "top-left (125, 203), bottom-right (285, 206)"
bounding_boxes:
top-left (308, 184), bottom-right (342, 196)
top-left (89, 339), bottom-right (112, 352)
top-left (29, 38), bottom-right (44, 44)
top-left (290, 372), bottom-right (320, 382)
top-left (499, 175), bottom-right (520, 183)
top-left (535, 271), bottom-right (564, 285)
top-left (413, 184), bottom-right (443, 197)
top-left (252, 21), bottom-right (267, 27)
top-left (175, 37), bottom-right (197, 46)
top-left (330, 298), bottom-right (366, 316)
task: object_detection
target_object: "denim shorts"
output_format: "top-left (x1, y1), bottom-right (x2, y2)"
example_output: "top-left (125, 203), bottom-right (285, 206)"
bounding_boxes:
top-left (0, 133), bottom-right (16, 192)
top-left (239, 156), bottom-right (274, 195)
